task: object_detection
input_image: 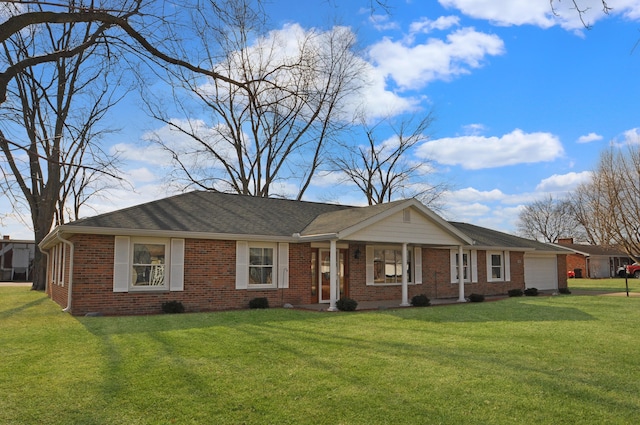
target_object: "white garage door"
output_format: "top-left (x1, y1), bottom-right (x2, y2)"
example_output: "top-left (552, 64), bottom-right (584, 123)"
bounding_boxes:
top-left (524, 254), bottom-right (558, 291)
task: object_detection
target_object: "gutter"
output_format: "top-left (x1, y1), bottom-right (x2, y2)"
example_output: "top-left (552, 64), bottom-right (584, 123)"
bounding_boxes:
top-left (56, 232), bottom-right (74, 313)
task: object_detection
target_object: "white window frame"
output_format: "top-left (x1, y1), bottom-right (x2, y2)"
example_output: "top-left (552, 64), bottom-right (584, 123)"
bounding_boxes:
top-left (366, 245), bottom-right (417, 286)
top-left (113, 237), bottom-right (184, 293)
top-left (235, 241), bottom-right (288, 290)
top-left (450, 249), bottom-right (478, 284)
top-left (130, 238), bottom-right (170, 291)
top-left (248, 242), bottom-right (277, 289)
top-left (487, 250), bottom-right (511, 282)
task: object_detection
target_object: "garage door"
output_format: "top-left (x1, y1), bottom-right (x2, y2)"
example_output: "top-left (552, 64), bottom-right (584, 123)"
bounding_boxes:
top-left (524, 254), bottom-right (558, 291)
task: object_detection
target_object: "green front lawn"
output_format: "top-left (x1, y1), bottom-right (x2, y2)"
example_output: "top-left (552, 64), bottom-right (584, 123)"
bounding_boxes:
top-left (568, 277), bottom-right (640, 293)
top-left (2, 286), bottom-right (640, 424)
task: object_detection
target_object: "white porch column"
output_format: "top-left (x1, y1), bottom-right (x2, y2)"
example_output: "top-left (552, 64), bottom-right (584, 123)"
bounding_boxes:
top-left (328, 239), bottom-right (338, 311)
top-left (458, 245), bottom-right (466, 302)
top-left (400, 243), bottom-right (410, 306)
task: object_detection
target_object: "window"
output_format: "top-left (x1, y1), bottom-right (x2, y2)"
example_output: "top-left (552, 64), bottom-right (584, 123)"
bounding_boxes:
top-left (132, 242), bottom-right (166, 287)
top-left (491, 253), bottom-right (503, 279)
top-left (235, 241), bottom-right (287, 290)
top-left (455, 252), bottom-right (468, 281)
top-left (487, 251), bottom-right (510, 282)
top-left (113, 237), bottom-right (184, 293)
top-left (249, 246), bottom-right (274, 286)
top-left (450, 249), bottom-right (478, 283)
top-left (372, 246), bottom-right (411, 284)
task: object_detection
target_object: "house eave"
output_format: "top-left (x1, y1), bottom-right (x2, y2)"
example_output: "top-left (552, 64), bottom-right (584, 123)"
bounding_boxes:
top-left (40, 225), bottom-right (299, 249)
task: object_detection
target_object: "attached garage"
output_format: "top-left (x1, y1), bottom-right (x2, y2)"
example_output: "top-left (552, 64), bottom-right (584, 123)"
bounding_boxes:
top-left (524, 253), bottom-right (558, 291)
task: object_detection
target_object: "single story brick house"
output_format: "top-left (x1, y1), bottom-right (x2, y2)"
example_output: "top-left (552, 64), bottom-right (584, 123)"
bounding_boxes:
top-left (556, 238), bottom-right (633, 278)
top-left (39, 191), bottom-right (569, 315)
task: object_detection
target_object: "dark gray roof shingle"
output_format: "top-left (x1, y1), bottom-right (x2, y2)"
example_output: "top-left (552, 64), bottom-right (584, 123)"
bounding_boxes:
top-left (68, 191), bottom-right (351, 236)
top-left (450, 222), bottom-right (569, 252)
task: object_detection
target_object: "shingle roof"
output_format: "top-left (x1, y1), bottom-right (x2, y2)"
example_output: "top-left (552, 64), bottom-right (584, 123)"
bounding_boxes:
top-left (60, 191), bottom-right (568, 254)
top-left (301, 200), bottom-right (407, 236)
top-left (449, 222), bottom-right (569, 252)
top-left (556, 242), bottom-right (629, 257)
top-left (67, 191), bottom-right (351, 236)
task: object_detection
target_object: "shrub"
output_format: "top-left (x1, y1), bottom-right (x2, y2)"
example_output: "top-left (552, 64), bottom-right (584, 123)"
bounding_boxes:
top-left (524, 287), bottom-right (539, 296)
top-left (161, 300), bottom-right (185, 314)
top-left (411, 294), bottom-right (431, 307)
top-left (468, 293), bottom-right (485, 303)
top-left (559, 287), bottom-right (571, 294)
top-left (508, 288), bottom-right (523, 297)
top-left (336, 297), bottom-right (358, 311)
top-left (249, 297), bottom-right (269, 309)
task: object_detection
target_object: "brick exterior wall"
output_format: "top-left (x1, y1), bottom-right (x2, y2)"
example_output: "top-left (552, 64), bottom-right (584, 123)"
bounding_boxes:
top-left (46, 234), bottom-right (560, 316)
top-left (565, 253), bottom-right (587, 276)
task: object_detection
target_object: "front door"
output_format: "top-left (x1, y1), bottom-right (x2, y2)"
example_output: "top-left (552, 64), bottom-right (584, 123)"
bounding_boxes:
top-left (319, 249), bottom-right (347, 303)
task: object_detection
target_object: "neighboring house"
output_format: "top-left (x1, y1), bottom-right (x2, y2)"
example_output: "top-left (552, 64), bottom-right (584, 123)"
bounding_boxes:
top-left (0, 236), bottom-right (35, 281)
top-left (39, 191), bottom-right (568, 316)
top-left (556, 238), bottom-right (633, 278)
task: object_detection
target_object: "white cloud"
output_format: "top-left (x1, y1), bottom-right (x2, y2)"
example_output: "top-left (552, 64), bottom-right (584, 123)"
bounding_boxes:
top-left (439, 0), bottom-right (640, 31)
top-left (369, 14), bottom-right (400, 31)
top-left (409, 16), bottom-right (460, 34)
top-left (577, 132), bottom-right (603, 143)
top-left (620, 127), bottom-right (640, 144)
top-left (417, 129), bottom-right (564, 169)
top-left (367, 27), bottom-right (504, 91)
top-left (535, 171), bottom-right (593, 192)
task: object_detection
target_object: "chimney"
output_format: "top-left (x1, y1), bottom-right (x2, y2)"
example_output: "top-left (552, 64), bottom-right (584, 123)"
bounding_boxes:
top-left (2, 235), bottom-right (9, 241)
top-left (557, 237), bottom-right (574, 245)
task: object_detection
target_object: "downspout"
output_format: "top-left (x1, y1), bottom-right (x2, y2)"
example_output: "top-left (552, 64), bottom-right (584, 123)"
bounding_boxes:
top-left (38, 245), bottom-right (50, 293)
top-left (56, 233), bottom-right (74, 313)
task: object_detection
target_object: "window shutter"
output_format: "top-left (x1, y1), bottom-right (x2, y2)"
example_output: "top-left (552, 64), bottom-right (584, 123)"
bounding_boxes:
top-left (235, 241), bottom-right (248, 289)
top-left (278, 243), bottom-right (289, 288)
top-left (505, 251), bottom-right (511, 281)
top-left (471, 250), bottom-right (478, 283)
top-left (170, 239), bottom-right (185, 291)
top-left (113, 236), bottom-right (130, 293)
top-left (414, 247), bottom-right (422, 284)
top-left (366, 246), bottom-right (374, 285)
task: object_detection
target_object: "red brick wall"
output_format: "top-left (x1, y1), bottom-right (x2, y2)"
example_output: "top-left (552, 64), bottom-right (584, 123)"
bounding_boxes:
top-left (61, 235), bottom-right (320, 316)
top-left (50, 234), bottom-right (557, 315)
top-left (557, 255), bottom-right (568, 290)
top-left (566, 253), bottom-right (586, 276)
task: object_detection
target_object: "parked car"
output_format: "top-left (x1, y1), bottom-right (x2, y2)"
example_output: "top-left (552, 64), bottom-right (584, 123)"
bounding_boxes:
top-left (626, 263), bottom-right (640, 278)
top-left (567, 270), bottom-right (575, 278)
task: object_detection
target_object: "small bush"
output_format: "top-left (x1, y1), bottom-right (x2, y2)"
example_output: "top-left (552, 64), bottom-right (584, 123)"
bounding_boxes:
top-left (336, 297), bottom-right (358, 311)
top-left (411, 294), bottom-right (431, 307)
top-left (249, 297), bottom-right (269, 309)
top-left (508, 288), bottom-right (523, 297)
top-left (524, 287), bottom-right (539, 296)
top-left (161, 300), bottom-right (185, 314)
top-left (468, 293), bottom-right (485, 303)
top-left (559, 287), bottom-right (571, 294)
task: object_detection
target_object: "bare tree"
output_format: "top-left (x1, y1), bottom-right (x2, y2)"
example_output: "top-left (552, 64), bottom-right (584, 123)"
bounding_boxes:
top-left (331, 113), bottom-right (446, 207)
top-left (145, 12), bottom-right (365, 199)
top-left (571, 146), bottom-right (640, 259)
top-left (550, 0), bottom-right (612, 28)
top-left (0, 2), bottom-right (129, 290)
top-left (516, 194), bottom-right (583, 243)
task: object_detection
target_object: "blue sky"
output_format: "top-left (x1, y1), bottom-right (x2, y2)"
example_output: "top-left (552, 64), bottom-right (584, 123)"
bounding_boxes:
top-left (3, 0), bottom-right (640, 239)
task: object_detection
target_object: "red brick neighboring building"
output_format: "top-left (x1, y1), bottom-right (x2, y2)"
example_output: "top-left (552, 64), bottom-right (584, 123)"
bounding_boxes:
top-left (40, 191), bottom-right (569, 316)
top-left (557, 238), bottom-right (632, 278)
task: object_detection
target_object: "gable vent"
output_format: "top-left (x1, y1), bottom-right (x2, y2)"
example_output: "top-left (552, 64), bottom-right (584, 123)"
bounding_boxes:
top-left (403, 208), bottom-right (411, 223)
